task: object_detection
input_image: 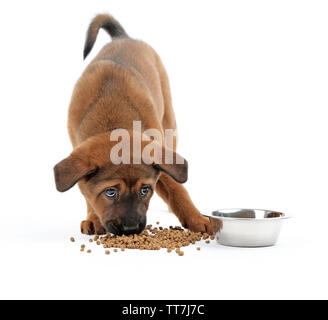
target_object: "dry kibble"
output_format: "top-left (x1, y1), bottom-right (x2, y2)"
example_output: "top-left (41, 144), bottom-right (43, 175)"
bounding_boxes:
top-left (210, 235), bottom-right (215, 240)
top-left (206, 240), bottom-right (210, 244)
top-left (77, 221), bottom-right (211, 255)
top-left (70, 237), bottom-right (75, 243)
top-left (81, 244), bottom-right (85, 248)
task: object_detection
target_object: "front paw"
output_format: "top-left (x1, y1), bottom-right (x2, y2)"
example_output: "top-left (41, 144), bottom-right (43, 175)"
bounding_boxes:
top-left (183, 215), bottom-right (213, 235)
top-left (80, 219), bottom-right (106, 235)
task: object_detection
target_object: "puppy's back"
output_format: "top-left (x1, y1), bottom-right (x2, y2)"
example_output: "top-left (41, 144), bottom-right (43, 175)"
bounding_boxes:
top-left (68, 14), bottom-right (166, 146)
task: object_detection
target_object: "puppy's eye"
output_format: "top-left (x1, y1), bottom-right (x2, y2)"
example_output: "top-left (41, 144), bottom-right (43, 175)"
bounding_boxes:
top-left (105, 188), bottom-right (118, 199)
top-left (140, 186), bottom-right (150, 198)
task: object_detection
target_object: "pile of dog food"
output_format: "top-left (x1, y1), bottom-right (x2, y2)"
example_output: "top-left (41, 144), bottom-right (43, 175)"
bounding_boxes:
top-left (70, 222), bottom-right (214, 256)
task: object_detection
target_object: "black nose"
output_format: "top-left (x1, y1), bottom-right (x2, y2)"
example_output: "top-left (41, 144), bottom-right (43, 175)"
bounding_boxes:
top-left (122, 223), bottom-right (141, 234)
top-left (106, 216), bottom-right (146, 235)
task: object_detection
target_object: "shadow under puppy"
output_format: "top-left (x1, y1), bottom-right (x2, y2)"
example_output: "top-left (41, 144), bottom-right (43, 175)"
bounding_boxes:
top-left (54, 14), bottom-right (212, 236)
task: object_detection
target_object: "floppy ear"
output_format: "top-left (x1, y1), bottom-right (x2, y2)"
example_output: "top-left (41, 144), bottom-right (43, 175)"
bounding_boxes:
top-left (53, 133), bottom-right (115, 192)
top-left (153, 151), bottom-right (188, 183)
top-left (54, 154), bottom-right (97, 192)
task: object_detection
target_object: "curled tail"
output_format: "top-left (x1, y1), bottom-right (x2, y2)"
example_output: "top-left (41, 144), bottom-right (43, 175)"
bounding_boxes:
top-left (83, 14), bottom-right (128, 59)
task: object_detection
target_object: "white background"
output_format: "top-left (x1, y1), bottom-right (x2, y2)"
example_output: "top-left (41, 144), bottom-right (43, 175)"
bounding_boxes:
top-left (0, 0), bottom-right (327, 300)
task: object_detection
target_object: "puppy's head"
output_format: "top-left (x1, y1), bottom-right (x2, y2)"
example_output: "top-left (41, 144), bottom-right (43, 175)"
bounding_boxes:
top-left (54, 133), bottom-right (187, 235)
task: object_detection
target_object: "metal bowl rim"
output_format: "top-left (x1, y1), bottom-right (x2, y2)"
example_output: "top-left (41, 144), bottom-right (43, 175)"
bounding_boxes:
top-left (202, 208), bottom-right (290, 221)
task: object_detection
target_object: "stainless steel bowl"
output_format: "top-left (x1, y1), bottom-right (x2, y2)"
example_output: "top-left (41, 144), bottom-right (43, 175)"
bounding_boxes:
top-left (202, 208), bottom-right (289, 247)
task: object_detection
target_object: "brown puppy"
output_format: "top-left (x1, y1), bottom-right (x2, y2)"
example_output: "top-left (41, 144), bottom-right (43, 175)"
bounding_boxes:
top-left (54, 14), bottom-right (212, 236)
